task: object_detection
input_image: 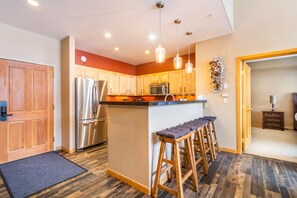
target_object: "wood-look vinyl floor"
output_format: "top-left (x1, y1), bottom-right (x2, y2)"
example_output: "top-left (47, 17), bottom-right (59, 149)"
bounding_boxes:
top-left (0, 143), bottom-right (296, 198)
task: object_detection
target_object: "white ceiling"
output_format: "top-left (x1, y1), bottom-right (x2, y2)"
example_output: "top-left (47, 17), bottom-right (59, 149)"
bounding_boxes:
top-left (248, 55), bottom-right (297, 70)
top-left (0, 0), bottom-right (233, 65)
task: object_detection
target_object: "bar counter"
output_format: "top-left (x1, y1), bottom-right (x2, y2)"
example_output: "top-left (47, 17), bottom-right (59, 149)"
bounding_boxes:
top-left (101, 100), bottom-right (206, 195)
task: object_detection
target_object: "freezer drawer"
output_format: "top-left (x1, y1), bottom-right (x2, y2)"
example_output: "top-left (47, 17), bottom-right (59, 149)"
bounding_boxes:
top-left (76, 118), bottom-right (107, 150)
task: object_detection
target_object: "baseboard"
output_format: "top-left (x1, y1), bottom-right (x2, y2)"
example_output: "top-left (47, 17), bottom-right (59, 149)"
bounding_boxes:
top-left (61, 146), bottom-right (76, 153)
top-left (251, 124), bottom-right (262, 128)
top-left (219, 147), bottom-right (239, 154)
top-left (107, 168), bottom-right (150, 195)
top-left (55, 146), bottom-right (62, 151)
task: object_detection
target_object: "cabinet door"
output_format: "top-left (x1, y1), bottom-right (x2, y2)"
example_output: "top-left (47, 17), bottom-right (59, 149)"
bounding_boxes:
top-left (84, 67), bottom-right (98, 79)
top-left (98, 70), bottom-right (110, 82)
top-left (159, 72), bottom-right (169, 83)
top-left (74, 65), bottom-right (85, 78)
top-left (109, 72), bottom-right (119, 95)
top-left (119, 74), bottom-right (130, 95)
top-left (143, 75), bottom-right (151, 95)
top-left (169, 70), bottom-right (183, 94)
top-left (136, 76), bottom-right (143, 95)
top-left (150, 74), bottom-right (158, 83)
top-left (183, 68), bottom-right (196, 94)
top-left (129, 76), bottom-right (136, 96)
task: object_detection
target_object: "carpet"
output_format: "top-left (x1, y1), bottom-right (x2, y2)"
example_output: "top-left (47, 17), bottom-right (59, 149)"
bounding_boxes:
top-left (244, 127), bottom-right (297, 163)
top-left (0, 152), bottom-right (87, 198)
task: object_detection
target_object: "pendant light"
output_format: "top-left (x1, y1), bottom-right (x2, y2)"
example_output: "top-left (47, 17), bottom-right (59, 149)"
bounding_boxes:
top-left (185, 31), bottom-right (193, 73)
top-left (173, 19), bottom-right (182, 69)
top-left (155, 2), bottom-right (165, 63)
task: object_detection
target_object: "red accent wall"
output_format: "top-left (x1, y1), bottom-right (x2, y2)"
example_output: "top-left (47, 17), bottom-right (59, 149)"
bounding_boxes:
top-left (75, 49), bottom-right (136, 75)
top-left (135, 53), bottom-right (195, 75)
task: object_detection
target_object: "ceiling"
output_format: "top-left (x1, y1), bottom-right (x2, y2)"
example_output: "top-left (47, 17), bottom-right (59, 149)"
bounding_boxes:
top-left (248, 55), bottom-right (297, 70)
top-left (0, 0), bottom-right (233, 65)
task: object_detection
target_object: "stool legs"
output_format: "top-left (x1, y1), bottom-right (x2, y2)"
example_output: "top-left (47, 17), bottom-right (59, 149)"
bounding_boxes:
top-left (153, 134), bottom-right (198, 198)
top-left (210, 121), bottom-right (220, 153)
top-left (202, 125), bottom-right (215, 162)
top-left (194, 128), bottom-right (209, 174)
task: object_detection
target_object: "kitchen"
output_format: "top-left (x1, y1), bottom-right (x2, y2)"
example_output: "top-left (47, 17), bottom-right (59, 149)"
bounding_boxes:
top-left (0, 0), bottom-right (297, 198)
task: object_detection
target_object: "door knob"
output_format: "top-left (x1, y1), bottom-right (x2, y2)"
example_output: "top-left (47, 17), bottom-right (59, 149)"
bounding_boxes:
top-left (0, 101), bottom-right (13, 121)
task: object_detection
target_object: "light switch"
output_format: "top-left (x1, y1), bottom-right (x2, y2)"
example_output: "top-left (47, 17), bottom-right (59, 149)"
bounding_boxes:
top-left (222, 93), bottom-right (229, 97)
top-left (223, 83), bottom-right (228, 89)
top-left (223, 98), bottom-right (228, 104)
top-left (204, 102), bottom-right (209, 108)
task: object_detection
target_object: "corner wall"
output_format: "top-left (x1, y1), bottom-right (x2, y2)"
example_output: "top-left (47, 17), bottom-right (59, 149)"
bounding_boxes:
top-left (196, 0), bottom-right (297, 151)
top-left (0, 23), bottom-right (62, 149)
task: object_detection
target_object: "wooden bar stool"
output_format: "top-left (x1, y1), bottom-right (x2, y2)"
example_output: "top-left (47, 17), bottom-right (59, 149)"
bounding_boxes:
top-left (153, 126), bottom-right (198, 198)
top-left (202, 116), bottom-right (220, 156)
top-left (181, 121), bottom-right (208, 174)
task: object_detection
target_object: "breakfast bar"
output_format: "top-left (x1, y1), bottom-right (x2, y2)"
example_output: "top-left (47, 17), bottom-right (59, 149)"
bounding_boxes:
top-left (100, 100), bottom-right (206, 195)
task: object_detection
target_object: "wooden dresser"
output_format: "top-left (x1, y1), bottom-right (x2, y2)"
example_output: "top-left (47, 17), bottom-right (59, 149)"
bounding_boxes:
top-left (262, 111), bottom-right (284, 131)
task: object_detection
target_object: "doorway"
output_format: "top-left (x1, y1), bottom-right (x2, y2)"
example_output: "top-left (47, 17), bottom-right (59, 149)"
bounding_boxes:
top-left (0, 59), bottom-right (54, 163)
top-left (236, 48), bottom-right (297, 157)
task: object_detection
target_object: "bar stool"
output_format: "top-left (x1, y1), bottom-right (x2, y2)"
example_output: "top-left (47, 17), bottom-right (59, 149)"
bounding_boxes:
top-left (202, 116), bottom-right (220, 156)
top-left (181, 121), bottom-right (209, 174)
top-left (153, 126), bottom-right (198, 198)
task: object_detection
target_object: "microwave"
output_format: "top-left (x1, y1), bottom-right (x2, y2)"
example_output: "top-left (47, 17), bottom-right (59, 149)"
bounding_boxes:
top-left (149, 82), bottom-right (169, 95)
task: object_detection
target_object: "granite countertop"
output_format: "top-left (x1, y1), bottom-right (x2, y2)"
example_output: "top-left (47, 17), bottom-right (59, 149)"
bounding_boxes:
top-left (99, 100), bottom-right (206, 106)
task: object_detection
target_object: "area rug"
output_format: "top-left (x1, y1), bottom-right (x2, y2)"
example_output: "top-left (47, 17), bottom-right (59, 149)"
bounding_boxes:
top-left (0, 152), bottom-right (87, 198)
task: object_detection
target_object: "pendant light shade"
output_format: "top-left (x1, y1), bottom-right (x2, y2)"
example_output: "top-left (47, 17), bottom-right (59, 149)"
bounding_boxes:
top-left (185, 31), bottom-right (193, 73)
top-left (174, 19), bottom-right (182, 69)
top-left (155, 44), bottom-right (166, 63)
top-left (155, 2), bottom-right (165, 63)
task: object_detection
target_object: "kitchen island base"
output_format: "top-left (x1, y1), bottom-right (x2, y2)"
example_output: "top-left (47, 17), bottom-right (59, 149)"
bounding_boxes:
top-left (102, 101), bottom-right (205, 195)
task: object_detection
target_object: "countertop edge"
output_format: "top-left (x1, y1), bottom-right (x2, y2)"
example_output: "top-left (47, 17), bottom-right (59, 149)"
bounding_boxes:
top-left (99, 100), bottom-right (207, 106)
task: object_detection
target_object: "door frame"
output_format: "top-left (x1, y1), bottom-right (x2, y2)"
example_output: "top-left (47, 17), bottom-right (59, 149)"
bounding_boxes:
top-left (236, 48), bottom-right (297, 154)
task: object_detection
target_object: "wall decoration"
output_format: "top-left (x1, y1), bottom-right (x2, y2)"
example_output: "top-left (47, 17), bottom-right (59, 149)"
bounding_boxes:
top-left (209, 57), bottom-right (225, 93)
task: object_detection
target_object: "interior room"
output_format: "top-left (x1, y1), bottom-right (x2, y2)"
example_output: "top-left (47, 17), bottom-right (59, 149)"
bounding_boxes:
top-left (0, 0), bottom-right (296, 198)
top-left (245, 56), bottom-right (297, 163)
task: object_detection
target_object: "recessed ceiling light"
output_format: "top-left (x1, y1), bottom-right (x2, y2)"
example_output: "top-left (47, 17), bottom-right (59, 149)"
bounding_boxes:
top-left (145, 50), bottom-right (150, 54)
top-left (114, 47), bottom-right (119, 51)
top-left (81, 56), bottom-right (87, 63)
top-left (148, 34), bottom-right (156, 41)
top-left (27, 0), bottom-right (39, 6)
top-left (105, 33), bottom-right (112, 38)
top-left (206, 14), bottom-right (213, 18)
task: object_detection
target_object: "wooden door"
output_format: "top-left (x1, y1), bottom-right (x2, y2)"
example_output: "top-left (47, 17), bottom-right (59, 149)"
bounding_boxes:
top-left (119, 74), bottom-right (129, 95)
top-left (143, 75), bottom-right (151, 95)
top-left (158, 72), bottom-right (169, 83)
top-left (0, 59), bottom-right (54, 163)
top-left (74, 65), bottom-right (85, 78)
top-left (242, 62), bottom-right (252, 151)
top-left (129, 76), bottom-right (136, 96)
top-left (84, 67), bottom-right (97, 79)
top-left (109, 72), bottom-right (119, 95)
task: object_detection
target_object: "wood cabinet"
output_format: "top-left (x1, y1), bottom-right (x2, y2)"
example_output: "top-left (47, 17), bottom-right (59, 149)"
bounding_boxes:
top-left (109, 72), bottom-right (119, 95)
top-left (262, 111), bottom-right (284, 131)
top-left (74, 65), bottom-right (85, 77)
top-left (183, 68), bottom-right (196, 94)
top-left (143, 75), bottom-right (151, 95)
top-left (169, 70), bottom-right (183, 94)
top-left (150, 72), bottom-right (168, 83)
top-left (119, 74), bottom-right (136, 95)
top-left (97, 69), bottom-right (110, 82)
top-left (136, 76), bottom-right (144, 95)
top-left (84, 67), bottom-right (97, 79)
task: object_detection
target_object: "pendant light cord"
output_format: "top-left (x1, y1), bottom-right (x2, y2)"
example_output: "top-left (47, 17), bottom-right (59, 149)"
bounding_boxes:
top-left (188, 34), bottom-right (190, 61)
top-left (176, 24), bottom-right (179, 55)
top-left (159, 8), bottom-right (162, 44)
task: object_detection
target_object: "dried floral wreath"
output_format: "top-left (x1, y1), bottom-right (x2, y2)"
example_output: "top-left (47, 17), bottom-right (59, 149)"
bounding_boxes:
top-left (209, 57), bottom-right (224, 93)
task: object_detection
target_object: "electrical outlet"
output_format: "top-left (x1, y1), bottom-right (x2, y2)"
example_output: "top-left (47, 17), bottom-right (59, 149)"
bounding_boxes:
top-left (223, 98), bottom-right (228, 104)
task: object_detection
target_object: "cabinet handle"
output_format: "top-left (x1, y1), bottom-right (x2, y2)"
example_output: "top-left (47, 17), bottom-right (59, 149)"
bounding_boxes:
top-left (180, 87), bottom-right (182, 93)
top-left (184, 87), bottom-right (186, 92)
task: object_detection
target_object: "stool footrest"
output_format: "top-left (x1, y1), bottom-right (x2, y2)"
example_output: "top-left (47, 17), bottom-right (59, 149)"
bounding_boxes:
top-left (182, 169), bottom-right (193, 183)
top-left (163, 158), bottom-right (174, 166)
top-left (159, 184), bottom-right (177, 196)
top-left (160, 165), bottom-right (173, 175)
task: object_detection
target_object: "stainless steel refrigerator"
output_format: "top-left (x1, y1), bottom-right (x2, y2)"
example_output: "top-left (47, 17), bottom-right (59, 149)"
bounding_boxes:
top-left (75, 77), bottom-right (108, 150)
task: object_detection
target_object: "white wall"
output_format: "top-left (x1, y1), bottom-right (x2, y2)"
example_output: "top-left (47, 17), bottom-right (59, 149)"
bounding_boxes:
top-left (0, 23), bottom-right (62, 149)
top-left (196, 0), bottom-right (297, 151)
top-left (251, 66), bottom-right (297, 129)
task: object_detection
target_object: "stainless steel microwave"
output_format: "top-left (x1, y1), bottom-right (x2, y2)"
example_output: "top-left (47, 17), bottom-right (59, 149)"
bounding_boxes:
top-left (149, 82), bottom-right (169, 95)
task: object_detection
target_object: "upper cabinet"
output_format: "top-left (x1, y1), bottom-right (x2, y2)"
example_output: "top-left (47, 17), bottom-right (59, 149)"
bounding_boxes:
top-left (109, 72), bottom-right (120, 95)
top-left (150, 72), bottom-right (168, 83)
top-left (74, 65), bottom-right (195, 96)
top-left (169, 70), bottom-right (183, 94)
top-left (183, 68), bottom-right (196, 94)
